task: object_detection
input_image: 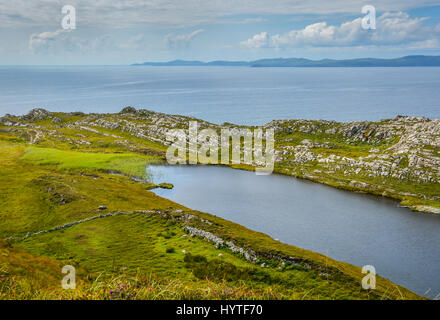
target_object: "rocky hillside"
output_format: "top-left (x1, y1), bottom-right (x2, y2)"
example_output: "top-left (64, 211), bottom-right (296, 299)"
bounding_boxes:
top-left (1, 107), bottom-right (439, 213)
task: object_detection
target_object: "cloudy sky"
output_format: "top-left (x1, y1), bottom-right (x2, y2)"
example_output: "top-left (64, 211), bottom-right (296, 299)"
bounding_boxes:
top-left (1, 0), bottom-right (440, 64)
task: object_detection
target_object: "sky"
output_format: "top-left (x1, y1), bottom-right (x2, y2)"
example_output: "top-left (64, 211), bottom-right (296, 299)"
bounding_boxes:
top-left (1, 0), bottom-right (440, 64)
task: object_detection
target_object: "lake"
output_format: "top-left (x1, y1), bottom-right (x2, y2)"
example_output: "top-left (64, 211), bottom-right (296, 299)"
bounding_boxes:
top-left (0, 66), bottom-right (439, 124)
top-left (148, 164), bottom-right (440, 298)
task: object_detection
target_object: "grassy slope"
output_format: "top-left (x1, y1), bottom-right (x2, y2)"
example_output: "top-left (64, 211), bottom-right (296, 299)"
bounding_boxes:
top-left (0, 131), bottom-right (420, 300)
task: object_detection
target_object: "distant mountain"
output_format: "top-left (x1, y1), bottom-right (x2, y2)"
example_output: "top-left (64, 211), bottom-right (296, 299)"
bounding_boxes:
top-left (132, 55), bottom-right (440, 67)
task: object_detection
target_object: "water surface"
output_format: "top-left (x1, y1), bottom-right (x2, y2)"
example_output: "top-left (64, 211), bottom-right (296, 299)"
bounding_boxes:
top-left (149, 165), bottom-right (440, 297)
top-left (1, 66), bottom-right (439, 124)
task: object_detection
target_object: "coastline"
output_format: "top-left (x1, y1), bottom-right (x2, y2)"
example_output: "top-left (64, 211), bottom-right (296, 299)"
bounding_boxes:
top-left (0, 107), bottom-right (438, 299)
top-left (1, 108), bottom-right (439, 215)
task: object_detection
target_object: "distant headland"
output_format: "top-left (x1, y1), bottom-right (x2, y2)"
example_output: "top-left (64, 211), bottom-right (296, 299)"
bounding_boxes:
top-left (132, 55), bottom-right (440, 67)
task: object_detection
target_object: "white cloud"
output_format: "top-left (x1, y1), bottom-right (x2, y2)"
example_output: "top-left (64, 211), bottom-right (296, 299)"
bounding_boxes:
top-left (117, 34), bottom-right (147, 49)
top-left (240, 32), bottom-right (270, 49)
top-left (164, 29), bottom-right (204, 49)
top-left (237, 18), bottom-right (268, 24)
top-left (240, 12), bottom-right (440, 49)
top-left (407, 38), bottom-right (440, 49)
top-left (371, 12), bottom-right (429, 44)
top-left (28, 29), bottom-right (70, 52)
top-left (28, 30), bottom-right (112, 55)
top-left (1, 1), bottom-right (439, 28)
top-left (28, 28), bottom-right (151, 55)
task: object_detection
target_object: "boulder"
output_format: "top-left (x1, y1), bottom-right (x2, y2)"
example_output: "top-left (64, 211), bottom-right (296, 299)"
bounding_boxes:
top-left (20, 108), bottom-right (51, 121)
top-left (120, 106), bottom-right (137, 114)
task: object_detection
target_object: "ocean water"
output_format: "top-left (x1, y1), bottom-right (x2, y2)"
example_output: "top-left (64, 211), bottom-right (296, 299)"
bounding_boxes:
top-left (0, 66), bottom-right (439, 124)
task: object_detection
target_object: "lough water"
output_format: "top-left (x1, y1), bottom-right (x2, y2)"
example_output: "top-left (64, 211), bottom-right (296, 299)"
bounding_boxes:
top-left (0, 66), bottom-right (439, 124)
top-left (149, 165), bottom-right (440, 298)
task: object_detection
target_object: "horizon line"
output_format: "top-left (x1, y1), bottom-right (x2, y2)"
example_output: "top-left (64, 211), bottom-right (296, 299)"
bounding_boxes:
top-left (2, 54), bottom-right (440, 67)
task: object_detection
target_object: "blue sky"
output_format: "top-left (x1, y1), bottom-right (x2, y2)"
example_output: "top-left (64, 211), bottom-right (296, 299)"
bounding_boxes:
top-left (1, 0), bottom-right (440, 64)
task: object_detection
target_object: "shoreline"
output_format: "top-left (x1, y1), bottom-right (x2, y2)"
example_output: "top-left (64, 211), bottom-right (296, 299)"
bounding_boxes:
top-left (148, 161), bottom-right (438, 214)
top-left (1, 107), bottom-right (439, 215)
top-left (1, 107), bottom-right (436, 299)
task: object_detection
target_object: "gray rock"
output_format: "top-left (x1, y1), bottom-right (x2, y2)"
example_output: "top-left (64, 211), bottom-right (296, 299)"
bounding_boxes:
top-left (52, 117), bottom-right (64, 124)
top-left (120, 106), bottom-right (137, 114)
top-left (20, 108), bottom-right (51, 121)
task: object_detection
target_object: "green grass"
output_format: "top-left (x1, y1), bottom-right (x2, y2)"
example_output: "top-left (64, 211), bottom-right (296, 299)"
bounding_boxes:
top-left (9, 209), bottom-right (413, 300)
top-left (20, 147), bottom-right (159, 179)
top-left (0, 143), bottom-right (171, 238)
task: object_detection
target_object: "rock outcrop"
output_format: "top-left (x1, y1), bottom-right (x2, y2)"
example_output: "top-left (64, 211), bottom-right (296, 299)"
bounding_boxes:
top-left (1, 108), bottom-right (438, 213)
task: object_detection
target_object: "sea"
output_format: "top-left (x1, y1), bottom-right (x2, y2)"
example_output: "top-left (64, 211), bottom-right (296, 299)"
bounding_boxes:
top-left (0, 66), bottom-right (439, 124)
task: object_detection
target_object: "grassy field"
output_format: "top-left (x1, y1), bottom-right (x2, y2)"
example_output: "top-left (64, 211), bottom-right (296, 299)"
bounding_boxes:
top-left (20, 147), bottom-right (158, 179)
top-left (0, 129), bottom-right (421, 300)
